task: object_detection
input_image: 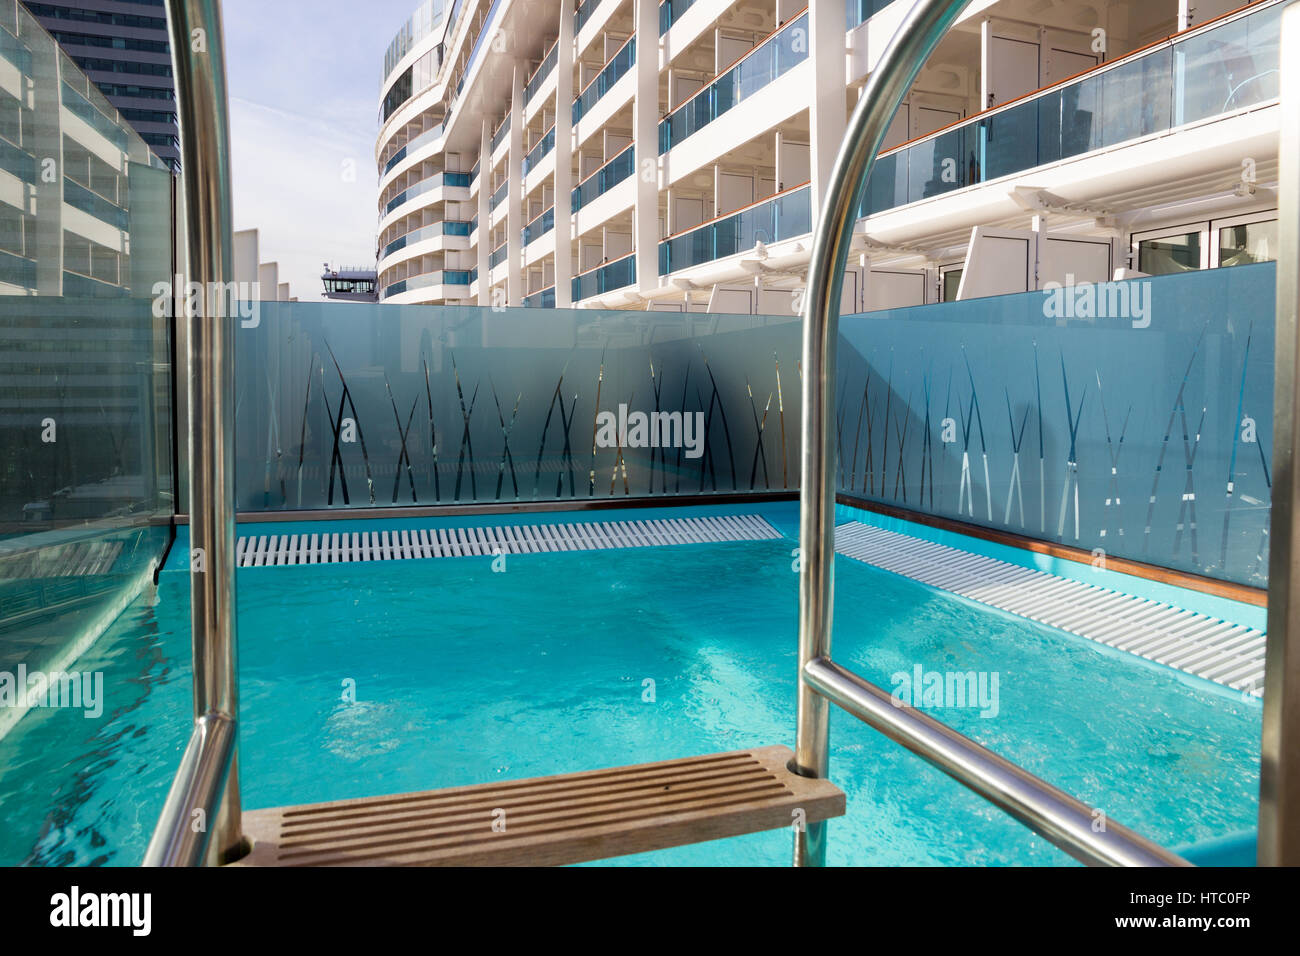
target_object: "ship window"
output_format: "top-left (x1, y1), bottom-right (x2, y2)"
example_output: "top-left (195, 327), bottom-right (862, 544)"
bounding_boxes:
top-left (1214, 216), bottom-right (1277, 268)
top-left (1136, 231), bottom-right (1201, 275)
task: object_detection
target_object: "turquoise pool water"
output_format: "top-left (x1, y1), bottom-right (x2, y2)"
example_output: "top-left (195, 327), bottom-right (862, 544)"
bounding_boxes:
top-left (0, 503), bottom-right (1262, 866)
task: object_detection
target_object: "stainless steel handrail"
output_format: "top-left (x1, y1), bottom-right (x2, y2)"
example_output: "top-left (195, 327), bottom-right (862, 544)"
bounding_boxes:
top-left (144, 0), bottom-right (242, 868)
top-left (804, 659), bottom-right (1190, 867)
top-left (1261, 1), bottom-right (1300, 867)
top-left (143, 714), bottom-right (236, 866)
top-left (793, 0), bottom-right (1189, 867)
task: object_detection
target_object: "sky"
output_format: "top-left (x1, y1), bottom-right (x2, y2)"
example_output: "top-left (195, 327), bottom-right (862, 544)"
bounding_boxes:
top-left (222, 0), bottom-right (419, 300)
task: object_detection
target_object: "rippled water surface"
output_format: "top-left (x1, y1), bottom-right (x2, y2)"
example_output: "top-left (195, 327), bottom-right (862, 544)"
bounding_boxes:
top-left (0, 513), bottom-right (1261, 866)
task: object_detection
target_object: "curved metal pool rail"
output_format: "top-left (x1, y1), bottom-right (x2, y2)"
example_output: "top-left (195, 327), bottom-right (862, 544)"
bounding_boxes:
top-left (144, 0), bottom-right (242, 868)
top-left (1262, 0), bottom-right (1300, 869)
top-left (792, 0), bottom-right (1191, 867)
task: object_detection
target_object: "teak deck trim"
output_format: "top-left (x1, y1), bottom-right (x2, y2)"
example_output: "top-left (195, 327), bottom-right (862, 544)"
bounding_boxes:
top-left (236, 746), bottom-right (844, 867)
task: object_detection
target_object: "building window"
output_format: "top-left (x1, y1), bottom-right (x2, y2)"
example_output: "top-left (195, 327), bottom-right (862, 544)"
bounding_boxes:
top-left (1136, 230), bottom-right (1202, 275)
top-left (1215, 216), bottom-right (1276, 268)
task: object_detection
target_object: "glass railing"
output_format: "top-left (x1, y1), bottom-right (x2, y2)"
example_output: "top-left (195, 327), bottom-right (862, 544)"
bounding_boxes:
top-left (522, 286), bottom-right (556, 308)
top-left (573, 36), bottom-right (635, 125)
top-left (838, 262), bottom-right (1276, 588)
top-left (575, 0), bottom-right (599, 34)
top-left (523, 207), bottom-right (555, 246)
top-left (659, 11), bottom-right (807, 153)
top-left (385, 171), bottom-right (472, 215)
top-left (0, 0), bottom-right (176, 783)
top-left (381, 220), bottom-right (473, 261)
top-left (469, 266), bottom-right (478, 283)
top-left (61, 81), bottom-right (129, 151)
top-left (524, 41), bottom-right (558, 104)
top-left (0, 248), bottom-right (37, 289)
top-left (523, 126), bottom-right (556, 176)
top-left (1, 20), bottom-right (32, 74)
top-left (861, 0), bottom-right (1288, 219)
top-left (572, 252), bottom-right (635, 301)
top-left (383, 269), bottom-right (472, 298)
top-left (847, 0), bottom-right (895, 29)
top-left (470, 214), bottom-right (479, 234)
top-left (470, 159), bottom-right (480, 183)
top-left (491, 181), bottom-right (507, 210)
top-left (232, 299), bottom-right (801, 512)
top-left (491, 115), bottom-right (510, 151)
top-left (571, 144), bottom-right (634, 211)
top-left (659, 0), bottom-right (697, 34)
top-left (453, 0), bottom-right (505, 104)
top-left (383, 122), bottom-right (444, 175)
top-left (490, 244), bottom-right (509, 268)
top-left (63, 178), bottom-right (127, 230)
top-left (0, 135), bottom-right (37, 184)
top-left (659, 184), bottom-right (811, 275)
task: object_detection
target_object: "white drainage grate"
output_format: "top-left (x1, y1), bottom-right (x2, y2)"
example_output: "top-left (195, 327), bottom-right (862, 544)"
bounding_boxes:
top-left (237, 514), bottom-right (781, 569)
top-left (835, 521), bottom-right (1265, 697)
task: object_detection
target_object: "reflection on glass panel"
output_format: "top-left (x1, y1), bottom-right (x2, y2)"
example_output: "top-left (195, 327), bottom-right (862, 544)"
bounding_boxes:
top-left (840, 262), bottom-right (1276, 588)
top-left (1177, 1), bottom-right (1282, 126)
top-left (1218, 219), bottom-right (1277, 268)
top-left (942, 270), bottom-right (963, 302)
top-left (0, 1), bottom-right (176, 740)
top-left (981, 100), bottom-right (1035, 182)
top-left (1098, 49), bottom-right (1172, 148)
top-left (1139, 232), bottom-right (1201, 275)
top-left (860, 1), bottom-right (1282, 224)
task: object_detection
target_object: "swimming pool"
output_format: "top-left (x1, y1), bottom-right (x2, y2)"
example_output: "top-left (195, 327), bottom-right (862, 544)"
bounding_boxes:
top-left (0, 502), bottom-right (1262, 866)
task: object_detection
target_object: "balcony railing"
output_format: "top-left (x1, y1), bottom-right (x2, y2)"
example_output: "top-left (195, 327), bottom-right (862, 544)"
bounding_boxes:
top-left (522, 286), bottom-right (556, 308)
top-left (572, 252), bottom-right (635, 301)
top-left (861, 0), bottom-right (1288, 219)
top-left (383, 270), bottom-right (472, 298)
top-left (1, 21), bottom-right (33, 75)
top-left (524, 41), bottom-right (558, 104)
top-left (847, 0), bottom-right (896, 29)
top-left (658, 10), bottom-right (807, 153)
top-left (62, 81), bottom-right (129, 151)
top-left (574, 0), bottom-right (599, 35)
top-left (659, 0), bottom-right (697, 35)
top-left (491, 115), bottom-right (510, 151)
top-left (491, 181), bottom-right (507, 210)
top-left (64, 178), bottom-right (127, 230)
top-left (523, 125), bottom-right (556, 176)
top-left (571, 144), bottom-right (634, 212)
top-left (523, 207), bottom-right (555, 246)
top-left (659, 182), bottom-right (811, 275)
top-left (383, 123), bottom-right (444, 176)
top-left (573, 36), bottom-right (635, 125)
top-left (381, 220), bottom-right (473, 261)
top-left (453, 0), bottom-right (505, 105)
top-left (384, 171), bottom-right (472, 215)
top-left (490, 244), bottom-right (509, 268)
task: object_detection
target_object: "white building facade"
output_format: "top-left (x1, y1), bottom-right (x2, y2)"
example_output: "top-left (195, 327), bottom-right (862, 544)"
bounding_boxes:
top-left (375, 0), bottom-right (1287, 313)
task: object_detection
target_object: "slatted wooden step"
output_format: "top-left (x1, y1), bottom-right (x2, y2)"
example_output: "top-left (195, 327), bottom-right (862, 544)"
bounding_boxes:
top-left (236, 746), bottom-right (843, 867)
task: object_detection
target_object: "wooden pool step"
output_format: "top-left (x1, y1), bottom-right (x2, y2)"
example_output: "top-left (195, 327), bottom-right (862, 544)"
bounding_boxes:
top-left (235, 746), bottom-right (844, 867)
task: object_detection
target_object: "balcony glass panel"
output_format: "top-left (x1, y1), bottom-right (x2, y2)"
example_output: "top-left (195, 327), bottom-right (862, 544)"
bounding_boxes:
top-left (572, 253), bottom-right (635, 300)
top-left (571, 145), bottom-right (635, 211)
top-left (658, 12), bottom-right (807, 153)
top-left (858, 1), bottom-right (1287, 221)
top-left (658, 185), bottom-right (811, 275)
top-left (572, 37), bottom-right (635, 125)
